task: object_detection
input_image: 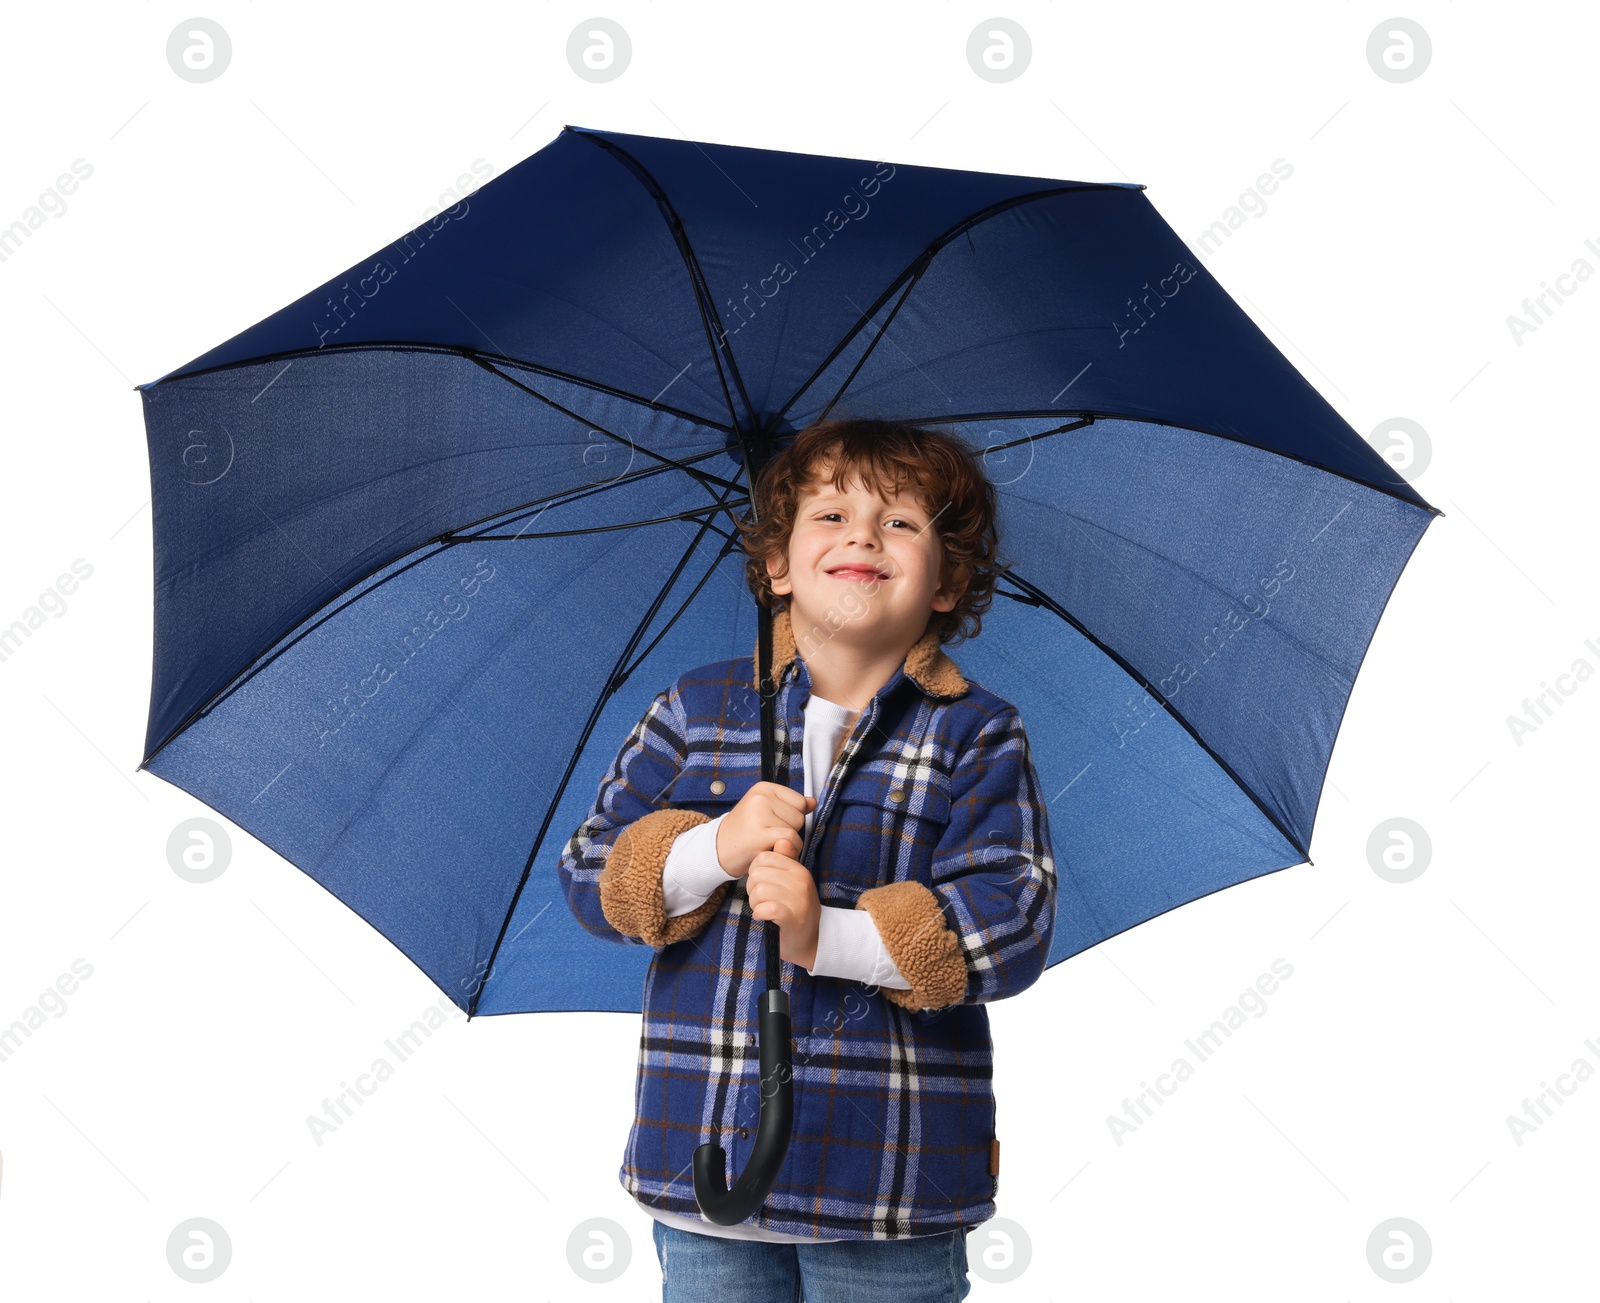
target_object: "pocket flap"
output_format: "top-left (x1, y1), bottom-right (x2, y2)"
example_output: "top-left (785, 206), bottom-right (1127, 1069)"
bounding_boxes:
top-left (668, 764), bottom-right (763, 813)
top-left (833, 767), bottom-right (951, 829)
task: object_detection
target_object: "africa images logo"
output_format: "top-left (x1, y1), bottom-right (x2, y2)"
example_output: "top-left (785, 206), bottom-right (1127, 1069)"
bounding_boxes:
top-left (314, 556), bottom-right (496, 749)
top-left (310, 159), bottom-right (492, 347)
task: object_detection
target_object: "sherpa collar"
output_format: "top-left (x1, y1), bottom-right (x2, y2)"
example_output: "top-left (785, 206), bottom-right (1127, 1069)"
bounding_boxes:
top-left (751, 604), bottom-right (968, 700)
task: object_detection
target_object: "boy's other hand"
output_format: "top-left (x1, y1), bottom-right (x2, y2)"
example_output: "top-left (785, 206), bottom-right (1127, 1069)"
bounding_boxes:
top-left (746, 835), bottom-right (821, 970)
top-left (716, 781), bottom-right (817, 878)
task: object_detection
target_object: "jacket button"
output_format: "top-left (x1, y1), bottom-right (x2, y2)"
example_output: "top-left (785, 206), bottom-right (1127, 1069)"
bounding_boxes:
top-left (739, 1126), bottom-right (750, 1140)
top-left (888, 788), bottom-right (906, 803)
top-left (710, 779), bottom-right (726, 795)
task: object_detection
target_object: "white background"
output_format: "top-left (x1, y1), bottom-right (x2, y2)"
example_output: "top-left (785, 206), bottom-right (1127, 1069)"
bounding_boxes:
top-left (1, 3), bottom-right (1595, 1299)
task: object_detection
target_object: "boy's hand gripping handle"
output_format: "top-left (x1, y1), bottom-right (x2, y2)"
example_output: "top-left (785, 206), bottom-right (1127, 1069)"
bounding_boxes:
top-left (691, 985), bottom-right (793, 1224)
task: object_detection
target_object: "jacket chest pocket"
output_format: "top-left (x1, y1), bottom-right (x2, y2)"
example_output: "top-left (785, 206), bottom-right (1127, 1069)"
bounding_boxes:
top-left (819, 767), bottom-right (952, 899)
top-left (667, 765), bottom-right (761, 820)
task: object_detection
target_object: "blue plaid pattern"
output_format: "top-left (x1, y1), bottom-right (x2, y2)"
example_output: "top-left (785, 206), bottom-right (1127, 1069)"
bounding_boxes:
top-left (558, 626), bottom-right (1057, 1239)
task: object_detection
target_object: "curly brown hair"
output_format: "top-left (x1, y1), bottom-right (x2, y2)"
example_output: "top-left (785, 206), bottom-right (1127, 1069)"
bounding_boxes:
top-left (737, 417), bottom-right (1006, 646)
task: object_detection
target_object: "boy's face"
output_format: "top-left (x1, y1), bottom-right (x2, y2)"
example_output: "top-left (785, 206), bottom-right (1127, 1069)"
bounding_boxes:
top-left (765, 460), bottom-right (964, 648)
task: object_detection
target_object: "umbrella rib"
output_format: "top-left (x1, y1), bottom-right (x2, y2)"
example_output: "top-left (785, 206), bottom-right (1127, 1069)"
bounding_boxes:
top-left (995, 570), bottom-right (1312, 862)
top-left (814, 275), bottom-right (921, 426)
top-left (137, 450), bottom-right (738, 770)
top-left (138, 340), bottom-right (736, 437)
top-left (1001, 483), bottom-right (1359, 690)
top-left (466, 353), bottom-right (747, 496)
top-left (470, 481), bottom-right (747, 1017)
top-left (614, 527), bottom-right (745, 690)
top-left (966, 416), bottom-right (1096, 453)
top-left (890, 408), bottom-right (1443, 518)
top-left (444, 365), bottom-right (755, 544)
top-left (436, 445), bottom-right (736, 543)
top-left (454, 501), bottom-right (746, 546)
top-left (771, 182), bottom-right (1141, 428)
top-left (577, 133), bottom-right (756, 437)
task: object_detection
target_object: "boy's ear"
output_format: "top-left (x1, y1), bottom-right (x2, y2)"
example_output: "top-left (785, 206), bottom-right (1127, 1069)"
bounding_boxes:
top-left (930, 561), bottom-right (968, 612)
top-left (765, 552), bottom-right (792, 596)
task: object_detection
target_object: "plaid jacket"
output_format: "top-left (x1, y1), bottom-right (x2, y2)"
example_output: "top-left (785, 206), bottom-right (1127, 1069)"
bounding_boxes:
top-left (557, 605), bottom-right (1057, 1240)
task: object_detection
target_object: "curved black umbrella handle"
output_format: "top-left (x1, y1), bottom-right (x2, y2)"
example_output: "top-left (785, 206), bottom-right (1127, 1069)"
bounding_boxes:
top-left (691, 984), bottom-right (794, 1224)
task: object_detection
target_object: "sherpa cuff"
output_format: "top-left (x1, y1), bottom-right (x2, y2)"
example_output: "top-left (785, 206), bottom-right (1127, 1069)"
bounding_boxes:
top-left (599, 808), bottom-right (730, 948)
top-left (853, 880), bottom-right (968, 1011)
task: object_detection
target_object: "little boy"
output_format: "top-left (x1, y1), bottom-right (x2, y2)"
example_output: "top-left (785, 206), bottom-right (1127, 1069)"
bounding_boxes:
top-left (558, 417), bottom-right (1057, 1300)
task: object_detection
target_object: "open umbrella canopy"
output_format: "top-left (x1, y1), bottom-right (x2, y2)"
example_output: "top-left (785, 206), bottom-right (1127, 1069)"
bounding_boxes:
top-left (134, 124), bottom-right (1438, 1017)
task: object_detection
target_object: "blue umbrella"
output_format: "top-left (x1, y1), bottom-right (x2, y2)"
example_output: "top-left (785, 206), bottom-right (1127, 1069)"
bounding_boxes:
top-left (135, 123), bottom-right (1438, 1213)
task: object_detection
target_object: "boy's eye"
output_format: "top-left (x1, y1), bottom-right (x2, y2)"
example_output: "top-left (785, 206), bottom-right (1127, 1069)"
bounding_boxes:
top-left (817, 512), bottom-right (916, 529)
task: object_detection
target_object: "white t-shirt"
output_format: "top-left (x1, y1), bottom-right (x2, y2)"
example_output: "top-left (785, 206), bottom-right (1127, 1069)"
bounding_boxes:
top-left (639, 692), bottom-right (911, 1243)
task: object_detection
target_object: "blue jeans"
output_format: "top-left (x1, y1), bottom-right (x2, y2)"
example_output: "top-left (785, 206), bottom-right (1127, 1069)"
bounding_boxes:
top-left (651, 1220), bottom-right (972, 1302)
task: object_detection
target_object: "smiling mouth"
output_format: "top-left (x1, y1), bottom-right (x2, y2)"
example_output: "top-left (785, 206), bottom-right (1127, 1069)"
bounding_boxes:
top-left (827, 566), bottom-right (888, 581)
